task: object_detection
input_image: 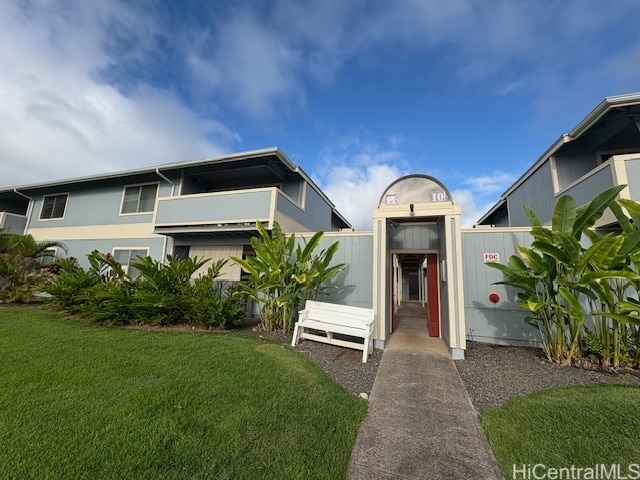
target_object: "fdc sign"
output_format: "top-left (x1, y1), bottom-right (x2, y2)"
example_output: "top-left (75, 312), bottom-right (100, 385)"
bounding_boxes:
top-left (483, 253), bottom-right (499, 263)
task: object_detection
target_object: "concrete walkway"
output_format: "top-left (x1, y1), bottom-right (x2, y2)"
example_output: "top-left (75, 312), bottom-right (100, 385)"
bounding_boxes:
top-left (348, 303), bottom-right (503, 480)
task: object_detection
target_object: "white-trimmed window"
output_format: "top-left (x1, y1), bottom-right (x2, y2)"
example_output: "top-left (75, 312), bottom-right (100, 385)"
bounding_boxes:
top-left (40, 194), bottom-right (68, 220)
top-left (113, 248), bottom-right (149, 277)
top-left (120, 184), bottom-right (158, 214)
top-left (40, 247), bottom-right (61, 266)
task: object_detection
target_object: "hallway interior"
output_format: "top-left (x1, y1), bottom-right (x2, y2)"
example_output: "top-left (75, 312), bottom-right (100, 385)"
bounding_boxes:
top-left (388, 301), bottom-right (448, 356)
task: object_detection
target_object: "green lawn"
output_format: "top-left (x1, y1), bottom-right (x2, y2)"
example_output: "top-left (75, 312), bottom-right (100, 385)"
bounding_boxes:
top-left (0, 307), bottom-right (366, 479)
top-left (481, 384), bottom-right (640, 479)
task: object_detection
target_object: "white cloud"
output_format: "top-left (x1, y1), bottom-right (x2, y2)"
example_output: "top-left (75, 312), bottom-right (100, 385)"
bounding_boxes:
top-left (323, 163), bottom-right (405, 230)
top-left (187, 10), bottom-right (304, 118)
top-left (182, 1), bottom-right (640, 121)
top-left (0, 0), bottom-right (237, 187)
top-left (322, 162), bottom-right (506, 229)
top-left (317, 133), bottom-right (518, 229)
top-left (315, 136), bottom-right (408, 230)
top-left (463, 172), bottom-right (517, 195)
top-left (451, 189), bottom-right (496, 228)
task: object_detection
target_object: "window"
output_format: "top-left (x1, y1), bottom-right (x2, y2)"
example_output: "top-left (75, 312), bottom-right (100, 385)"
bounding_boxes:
top-left (40, 194), bottom-right (68, 220)
top-left (113, 248), bottom-right (148, 277)
top-left (121, 184), bottom-right (158, 214)
top-left (40, 247), bottom-right (60, 266)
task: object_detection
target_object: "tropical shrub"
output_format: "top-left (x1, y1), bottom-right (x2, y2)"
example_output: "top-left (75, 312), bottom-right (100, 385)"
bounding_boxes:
top-left (128, 255), bottom-right (208, 325)
top-left (43, 257), bottom-right (102, 314)
top-left (0, 231), bottom-right (66, 303)
top-left (190, 278), bottom-right (246, 328)
top-left (487, 185), bottom-right (640, 367)
top-left (45, 251), bottom-right (246, 328)
top-left (232, 222), bottom-right (344, 332)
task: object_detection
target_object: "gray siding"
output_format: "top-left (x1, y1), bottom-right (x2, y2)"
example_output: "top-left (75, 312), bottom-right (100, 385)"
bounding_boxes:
top-left (156, 190), bottom-right (272, 226)
top-left (301, 186), bottom-right (332, 231)
top-left (561, 164), bottom-right (614, 207)
top-left (389, 224), bottom-right (438, 250)
top-left (299, 232), bottom-right (373, 309)
top-left (56, 238), bottom-right (166, 269)
top-left (276, 191), bottom-right (312, 230)
top-left (281, 178), bottom-right (304, 204)
top-left (625, 158), bottom-right (640, 200)
top-left (276, 186), bottom-right (333, 232)
top-left (28, 178), bottom-right (173, 229)
top-left (555, 147), bottom-right (597, 189)
top-left (507, 161), bottom-right (556, 226)
top-left (461, 229), bottom-right (540, 346)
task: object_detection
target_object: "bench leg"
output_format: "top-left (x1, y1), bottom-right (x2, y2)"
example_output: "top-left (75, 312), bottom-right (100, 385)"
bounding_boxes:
top-left (291, 323), bottom-right (301, 347)
top-left (362, 335), bottom-right (370, 363)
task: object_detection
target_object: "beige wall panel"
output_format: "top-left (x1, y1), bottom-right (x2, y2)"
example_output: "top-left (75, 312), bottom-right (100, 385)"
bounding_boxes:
top-left (189, 245), bottom-right (243, 281)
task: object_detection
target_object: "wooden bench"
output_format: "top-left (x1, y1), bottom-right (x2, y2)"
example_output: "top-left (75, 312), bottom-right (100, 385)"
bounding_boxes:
top-left (291, 300), bottom-right (375, 363)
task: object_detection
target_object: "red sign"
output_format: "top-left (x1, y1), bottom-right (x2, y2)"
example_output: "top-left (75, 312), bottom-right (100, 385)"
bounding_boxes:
top-left (483, 253), bottom-right (499, 263)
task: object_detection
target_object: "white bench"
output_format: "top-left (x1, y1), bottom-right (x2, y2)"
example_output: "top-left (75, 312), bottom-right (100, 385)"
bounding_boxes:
top-left (291, 300), bottom-right (375, 363)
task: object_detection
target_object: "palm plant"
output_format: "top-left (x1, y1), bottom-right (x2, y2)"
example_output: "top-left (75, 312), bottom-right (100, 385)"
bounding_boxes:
top-left (0, 230), bottom-right (67, 303)
top-left (232, 222), bottom-right (344, 332)
top-left (487, 185), bottom-right (640, 365)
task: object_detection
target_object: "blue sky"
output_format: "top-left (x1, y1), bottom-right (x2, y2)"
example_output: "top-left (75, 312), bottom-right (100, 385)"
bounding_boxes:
top-left (2, 0), bottom-right (640, 229)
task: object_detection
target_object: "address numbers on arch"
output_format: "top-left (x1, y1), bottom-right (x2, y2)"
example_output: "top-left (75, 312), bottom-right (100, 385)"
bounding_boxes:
top-left (429, 189), bottom-right (447, 202)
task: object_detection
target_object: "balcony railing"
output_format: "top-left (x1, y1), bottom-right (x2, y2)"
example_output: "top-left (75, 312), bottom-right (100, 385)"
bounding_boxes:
top-left (154, 188), bottom-right (274, 233)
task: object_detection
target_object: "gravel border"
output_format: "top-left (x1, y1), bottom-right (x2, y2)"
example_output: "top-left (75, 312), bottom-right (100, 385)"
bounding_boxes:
top-left (455, 341), bottom-right (640, 412)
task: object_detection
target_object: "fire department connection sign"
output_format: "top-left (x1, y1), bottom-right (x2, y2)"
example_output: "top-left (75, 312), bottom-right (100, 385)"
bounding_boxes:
top-left (483, 253), bottom-right (499, 263)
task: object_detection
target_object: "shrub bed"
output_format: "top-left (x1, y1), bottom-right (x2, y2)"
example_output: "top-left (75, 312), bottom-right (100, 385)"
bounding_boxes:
top-left (44, 251), bottom-right (246, 328)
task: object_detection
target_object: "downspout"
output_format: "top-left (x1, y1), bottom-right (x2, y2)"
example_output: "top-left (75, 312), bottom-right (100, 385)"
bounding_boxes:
top-left (155, 169), bottom-right (175, 262)
top-left (13, 188), bottom-right (33, 234)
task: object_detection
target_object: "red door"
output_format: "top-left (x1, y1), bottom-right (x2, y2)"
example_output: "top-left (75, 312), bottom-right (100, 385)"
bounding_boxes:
top-left (426, 254), bottom-right (440, 337)
top-left (390, 259), bottom-right (396, 333)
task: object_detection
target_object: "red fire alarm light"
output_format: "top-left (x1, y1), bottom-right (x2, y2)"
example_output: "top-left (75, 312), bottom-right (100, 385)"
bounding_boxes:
top-left (489, 293), bottom-right (500, 304)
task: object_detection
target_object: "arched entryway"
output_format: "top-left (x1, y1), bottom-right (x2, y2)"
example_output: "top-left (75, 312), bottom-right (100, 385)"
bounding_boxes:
top-left (372, 174), bottom-right (466, 359)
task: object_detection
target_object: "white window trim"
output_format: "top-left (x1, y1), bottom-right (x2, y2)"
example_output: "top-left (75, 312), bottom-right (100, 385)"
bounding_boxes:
top-left (40, 246), bottom-right (59, 265)
top-left (119, 182), bottom-right (160, 216)
top-left (39, 192), bottom-right (69, 221)
top-left (111, 247), bottom-right (150, 274)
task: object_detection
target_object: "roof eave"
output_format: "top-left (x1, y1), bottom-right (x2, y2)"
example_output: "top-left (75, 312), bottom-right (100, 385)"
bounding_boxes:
top-left (498, 92), bottom-right (640, 201)
top-left (1, 147), bottom-right (284, 194)
top-left (476, 198), bottom-right (506, 226)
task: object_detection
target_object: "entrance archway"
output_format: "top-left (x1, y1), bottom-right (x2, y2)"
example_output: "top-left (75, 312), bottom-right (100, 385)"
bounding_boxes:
top-left (372, 175), bottom-right (466, 359)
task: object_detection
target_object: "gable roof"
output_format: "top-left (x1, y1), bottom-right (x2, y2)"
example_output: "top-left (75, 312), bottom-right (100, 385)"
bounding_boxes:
top-left (1, 147), bottom-right (352, 229)
top-left (477, 92), bottom-right (640, 225)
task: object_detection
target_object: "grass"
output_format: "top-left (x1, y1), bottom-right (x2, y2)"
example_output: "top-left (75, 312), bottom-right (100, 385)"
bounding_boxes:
top-left (480, 384), bottom-right (640, 479)
top-left (0, 307), bottom-right (367, 479)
